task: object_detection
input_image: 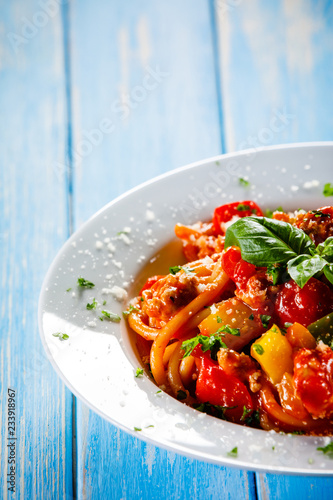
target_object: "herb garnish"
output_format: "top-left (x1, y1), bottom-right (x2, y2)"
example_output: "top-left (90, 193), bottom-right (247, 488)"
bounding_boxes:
top-left (249, 314), bottom-right (254, 320)
top-left (169, 265), bottom-right (195, 275)
top-left (224, 216), bottom-right (333, 288)
top-left (194, 402), bottom-right (237, 420)
top-left (310, 210), bottom-right (331, 218)
top-left (317, 441), bottom-right (333, 458)
top-left (227, 446), bottom-right (238, 458)
top-left (323, 183), bottom-right (333, 197)
top-left (123, 304), bottom-right (139, 317)
top-left (239, 178), bottom-right (250, 187)
top-left (253, 344), bottom-right (264, 355)
top-left (216, 325), bottom-right (240, 336)
top-left (66, 288), bottom-right (72, 292)
top-left (52, 332), bottom-right (69, 341)
top-left (237, 204), bottom-right (251, 211)
top-left (86, 298), bottom-right (97, 310)
top-left (77, 277), bottom-right (95, 288)
top-left (177, 390), bottom-right (187, 401)
top-left (260, 315), bottom-right (271, 328)
top-left (182, 332), bottom-right (227, 361)
top-left (99, 310), bottom-right (121, 322)
top-left (135, 368), bottom-right (144, 378)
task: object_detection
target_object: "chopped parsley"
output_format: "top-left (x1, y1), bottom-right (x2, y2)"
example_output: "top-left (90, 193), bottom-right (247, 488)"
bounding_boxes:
top-left (323, 183), bottom-right (333, 197)
top-left (156, 390), bottom-right (162, 394)
top-left (253, 344), bottom-right (264, 355)
top-left (216, 315), bottom-right (222, 323)
top-left (239, 177), bottom-right (250, 187)
top-left (52, 332), bottom-right (69, 341)
top-left (284, 322), bottom-right (293, 329)
top-left (123, 304), bottom-right (139, 317)
top-left (103, 300), bottom-right (107, 305)
top-left (317, 441), bottom-right (333, 458)
top-left (310, 210), bottom-right (331, 218)
top-left (227, 446), bottom-right (238, 458)
top-left (99, 310), bottom-right (121, 322)
top-left (134, 427), bottom-right (142, 432)
top-left (240, 406), bottom-right (252, 422)
top-left (260, 314), bottom-right (271, 328)
top-left (77, 277), bottom-right (95, 288)
top-left (135, 368), bottom-right (144, 378)
top-left (216, 325), bottom-right (240, 337)
top-left (237, 203), bottom-right (251, 211)
top-left (86, 298), bottom-right (97, 310)
top-left (169, 265), bottom-right (195, 275)
top-left (194, 402), bottom-right (237, 420)
top-left (182, 332), bottom-right (227, 361)
top-left (66, 288), bottom-right (72, 292)
top-left (248, 314), bottom-right (254, 320)
top-left (177, 390), bottom-right (187, 401)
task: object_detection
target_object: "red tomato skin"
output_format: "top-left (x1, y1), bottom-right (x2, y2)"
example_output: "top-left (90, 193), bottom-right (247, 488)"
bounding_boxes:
top-left (293, 347), bottom-right (333, 418)
top-left (222, 246), bottom-right (256, 287)
top-left (195, 357), bottom-right (253, 423)
top-left (275, 278), bottom-right (333, 327)
top-left (213, 201), bottom-right (263, 234)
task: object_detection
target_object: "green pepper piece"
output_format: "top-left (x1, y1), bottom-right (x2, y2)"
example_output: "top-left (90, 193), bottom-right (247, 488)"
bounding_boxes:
top-left (308, 312), bottom-right (333, 347)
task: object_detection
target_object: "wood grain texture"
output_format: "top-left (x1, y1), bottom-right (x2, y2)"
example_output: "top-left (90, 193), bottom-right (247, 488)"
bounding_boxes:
top-left (69, 0), bottom-right (256, 498)
top-left (0, 1), bottom-right (73, 498)
top-left (214, 0), bottom-right (333, 498)
top-left (215, 0), bottom-right (333, 152)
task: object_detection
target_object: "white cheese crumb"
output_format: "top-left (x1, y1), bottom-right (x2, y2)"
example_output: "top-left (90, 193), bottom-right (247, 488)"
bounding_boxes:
top-left (146, 209), bottom-right (155, 222)
top-left (95, 240), bottom-right (103, 250)
top-left (71, 241), bottom-right (77, 248)
top-left (102, 285), bottom-right (128, 301)
top-left (118, 233), bottom-right (131, 245)
top-left (112, 259), bottom-right (122, 269)
top-left (106, 274), bottom-right (113, 280)
top-left (107, 242), bottom-right (116, 252)
top-left (123, 226), bottom-right (131, 233)
top-left (87, 321), bottom-right (96, 327)
top-left (197, 283), bottom-right (207, 293)
top-left (210, 304), bottom-right (218, 314)
top-left (104, 237), bottom-right (110, 243)
top-left (303, 179), bottom-right (320, 189)
top-left (304, 164), bottom-right (311, 170)
top-left (291, 185), bottom-right (299, 192)
top-left (146, 238), bottom-right (157, 247)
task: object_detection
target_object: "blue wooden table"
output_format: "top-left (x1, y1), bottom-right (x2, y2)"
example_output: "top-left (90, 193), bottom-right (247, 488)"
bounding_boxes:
top-left (1, 1), bottom-right (333, 498)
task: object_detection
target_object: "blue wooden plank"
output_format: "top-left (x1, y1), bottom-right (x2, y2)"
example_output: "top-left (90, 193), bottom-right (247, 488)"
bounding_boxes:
top-left (69, 0), bottom-right (256, 498)
top-left (0, 1), bottom-right (73, 498)
top-left (214, 0), bottom-right (333, 497)
top-left (215, 0), bottom-right (333, 152)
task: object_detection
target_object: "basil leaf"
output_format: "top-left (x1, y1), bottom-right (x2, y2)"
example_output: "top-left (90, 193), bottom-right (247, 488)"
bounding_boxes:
top-left (224, 217), bottom-right (315, 266)
top-left (317, 237), bottom-right (333, 263)
top-left (324, 264), bottom-right (333, 286)
top-left (288, 254), bottom-right (327, 288)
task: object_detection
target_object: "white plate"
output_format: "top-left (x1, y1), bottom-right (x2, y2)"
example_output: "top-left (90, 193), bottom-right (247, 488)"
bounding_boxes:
top-left (39, 143), bottom-right (333, 475)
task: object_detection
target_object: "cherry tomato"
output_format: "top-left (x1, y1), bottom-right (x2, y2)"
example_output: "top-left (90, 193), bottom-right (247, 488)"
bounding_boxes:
top-left (139, 275), bottom-right (165, 295)
top-left (195, 357), bottom-right (253, 423)
top-left (275, 278), bottom-right (333, 327)
top-left (222, 246), bottom-right (256, 287)
top-left (293, 346), bottom-right (333, 419)
top-left (213, 201), bottom-right (263, 234)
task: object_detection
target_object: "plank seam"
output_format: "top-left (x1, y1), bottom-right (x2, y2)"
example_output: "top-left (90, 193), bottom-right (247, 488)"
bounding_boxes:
top-left (209, 0), bottom-right (227, 154)
top-left (61, 1), bottom-right (77, 499)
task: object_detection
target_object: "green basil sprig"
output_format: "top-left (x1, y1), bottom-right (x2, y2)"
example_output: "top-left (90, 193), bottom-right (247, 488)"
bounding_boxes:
top-left (224, 216), bottom-right (333, 288)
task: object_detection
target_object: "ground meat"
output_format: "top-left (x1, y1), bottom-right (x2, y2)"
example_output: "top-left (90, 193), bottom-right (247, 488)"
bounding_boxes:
top-left (273, 206), bottom-right (333, 245)
top-left (141, 273), bottom-right (199, 327)
top-left (217, 349), bottom-right (262, 392)
top-left (175, 222), bottom-right (224, 261)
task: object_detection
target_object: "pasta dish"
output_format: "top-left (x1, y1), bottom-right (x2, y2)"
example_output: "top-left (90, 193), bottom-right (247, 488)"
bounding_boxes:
top-left (125, 200), bottom-right (333, 434)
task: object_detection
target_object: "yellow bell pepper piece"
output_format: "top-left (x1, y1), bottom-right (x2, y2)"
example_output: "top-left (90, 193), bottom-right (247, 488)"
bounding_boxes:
top-left (286, 322), bottom-right (316, 350)
top-left (251, 324), bottom-right (293, 385)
